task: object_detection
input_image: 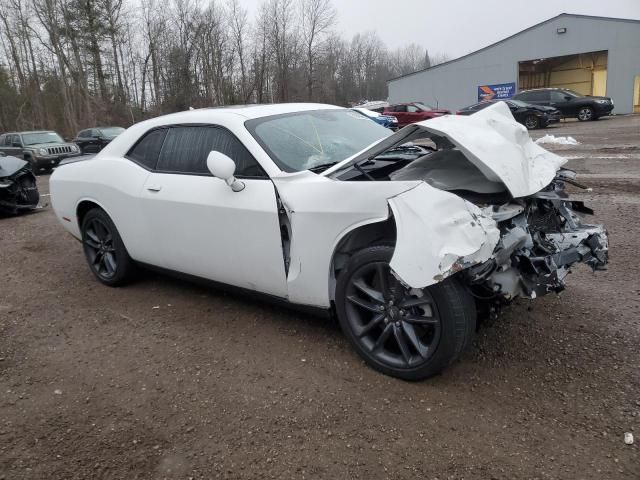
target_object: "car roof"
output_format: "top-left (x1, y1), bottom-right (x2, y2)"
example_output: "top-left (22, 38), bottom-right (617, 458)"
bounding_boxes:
top-left (188, 103), bottom-right (341, 120)
top-left (1, 130), bottom-right (56, 135)
top-left (517, 88), bottom-right (570, 93)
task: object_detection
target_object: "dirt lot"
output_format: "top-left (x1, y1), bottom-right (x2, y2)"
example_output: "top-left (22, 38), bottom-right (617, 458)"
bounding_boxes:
top-left (1, 115), bottom-right (639, 479)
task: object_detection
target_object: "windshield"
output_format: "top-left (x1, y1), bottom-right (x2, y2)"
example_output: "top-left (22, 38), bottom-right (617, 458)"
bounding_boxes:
top-left (414, 102), bottom-right (435, 111)
top-left (22, 131), bottom-right (64, 145)
top-left (507, 99), bottom-right (529, 107)
top-left (246, 109), bottom-right (392, 172)
top-left (99, 127), bottom-right (125, 137)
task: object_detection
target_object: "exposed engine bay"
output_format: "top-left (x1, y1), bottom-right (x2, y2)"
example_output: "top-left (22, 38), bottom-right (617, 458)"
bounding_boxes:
top-left (332, 133), bottom-right (608, 302)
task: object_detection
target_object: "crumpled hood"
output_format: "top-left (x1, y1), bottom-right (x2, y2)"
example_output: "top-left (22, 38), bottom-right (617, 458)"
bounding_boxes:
top-left (325, 102), bottom-right (567, 198)
top-left (0, 155), bottom-right (29, 178)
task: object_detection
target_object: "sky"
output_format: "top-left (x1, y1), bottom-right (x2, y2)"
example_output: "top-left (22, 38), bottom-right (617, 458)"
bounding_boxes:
top-left (240, 0), bottom-right (640, 58)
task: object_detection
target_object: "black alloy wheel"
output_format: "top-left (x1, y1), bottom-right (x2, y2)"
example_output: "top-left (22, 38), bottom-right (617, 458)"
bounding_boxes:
top-left (84, 216), bottom-right (118, 279)
top-left (524, 114), bottom-right (539, 130)
top-left (81, 208), bottom-right (135, 286)
top-left (335, 245), bottom-right (476, 380)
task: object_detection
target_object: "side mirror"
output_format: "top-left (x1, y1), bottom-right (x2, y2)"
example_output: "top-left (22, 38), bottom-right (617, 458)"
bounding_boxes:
top-left (206, 151), bottom-right (245, 192)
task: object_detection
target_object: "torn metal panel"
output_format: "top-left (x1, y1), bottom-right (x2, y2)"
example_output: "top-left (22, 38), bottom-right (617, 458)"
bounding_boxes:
top-left (387, 182), bottom-right (501, 288)
top-left (272, 171), bottom-right (419, 306)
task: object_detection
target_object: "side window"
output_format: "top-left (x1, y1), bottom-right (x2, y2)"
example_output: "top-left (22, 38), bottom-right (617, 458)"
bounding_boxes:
top-left (126, 128), bottom-right (167, 170)
top-left (78, 130), bottom-right (88, 138)
top-left (0, 135), bottom-right (6, 146)
top-left (156, 126), bottom-right (266, 178)
top-left (550, 91), bottom-right (568, 102)
top-left (529, 90), bottom-right (549, 102)
top-left (9, 135), bottom-right (20, 146)
top-left (391, 105), bottom-right (407, 112)
top-left (407, 105), bottom-right (420, 113)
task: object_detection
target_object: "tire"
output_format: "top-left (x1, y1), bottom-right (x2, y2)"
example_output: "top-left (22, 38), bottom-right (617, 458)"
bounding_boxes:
top-left (25, 155), bottom-right (39, 175)
top-left (524, 115), bottom-right (539, 130)
top-left (335, 245), bottom-right (476, 381)
top-left (81, 208), bottom-right (135, 286)
top-left (577, 107), bottom-right (594, 121)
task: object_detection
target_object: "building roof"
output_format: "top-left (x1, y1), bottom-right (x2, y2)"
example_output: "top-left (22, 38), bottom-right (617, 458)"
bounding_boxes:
top-left (388, 13), bottom-right (640, 83)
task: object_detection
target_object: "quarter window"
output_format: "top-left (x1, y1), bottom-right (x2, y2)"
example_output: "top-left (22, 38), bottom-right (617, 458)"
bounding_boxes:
top-left (126, 128), bottom-right (167, 170)
top-left (156, 126), bottom-right (266, 178)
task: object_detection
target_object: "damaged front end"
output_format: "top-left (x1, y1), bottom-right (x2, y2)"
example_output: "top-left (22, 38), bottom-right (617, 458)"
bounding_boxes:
top-left (0, 155), bottom-right (40, 215)
top-left (326, 101), bottom-right (609, 303)
top-left (466, 169), bottom-right (608, 299)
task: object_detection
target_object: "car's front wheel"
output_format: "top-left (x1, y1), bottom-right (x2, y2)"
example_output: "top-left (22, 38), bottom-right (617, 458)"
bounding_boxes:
top-left (577, 106), bottom-right (594, 121)
top-left (524, 114), bottom-right (539, 130)
top-left (81, 208), bottom-right (135, 286)
top-left (335, 245), bottom-right (476, 380)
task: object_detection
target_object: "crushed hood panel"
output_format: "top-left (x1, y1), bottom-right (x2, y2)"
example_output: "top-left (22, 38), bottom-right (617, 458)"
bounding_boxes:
top-left (325, 102), bottom-right (567, 198)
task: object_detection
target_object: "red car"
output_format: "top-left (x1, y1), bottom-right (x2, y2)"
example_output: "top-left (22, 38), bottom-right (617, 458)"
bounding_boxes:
top-left (375, 102), bottom-right (450, 128)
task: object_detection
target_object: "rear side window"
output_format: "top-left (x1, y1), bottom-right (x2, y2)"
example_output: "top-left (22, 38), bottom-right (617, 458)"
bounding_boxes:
top-left (156, 126), bottom-right (266, 178)
top-left (127, 128), bottom-right (167, 170)
top-left (0, 135), bottom-right (6, 146)
top-left (78, 130), bottom-right (89, 138)
top-left (518, 90), bottom-right (548, 101)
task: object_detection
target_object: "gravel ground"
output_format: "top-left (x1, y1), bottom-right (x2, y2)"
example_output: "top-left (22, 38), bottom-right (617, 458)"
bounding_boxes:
top-left (1, 115), bottom-right (638, 479)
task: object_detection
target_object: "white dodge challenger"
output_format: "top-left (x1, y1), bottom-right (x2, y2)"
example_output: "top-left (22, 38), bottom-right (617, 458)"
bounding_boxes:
top-left (51, 102), bottom-right (608, 380)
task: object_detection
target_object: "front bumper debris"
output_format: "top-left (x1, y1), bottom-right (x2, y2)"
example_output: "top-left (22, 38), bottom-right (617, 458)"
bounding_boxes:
top-left (465, 171), bottom-right (608, 299)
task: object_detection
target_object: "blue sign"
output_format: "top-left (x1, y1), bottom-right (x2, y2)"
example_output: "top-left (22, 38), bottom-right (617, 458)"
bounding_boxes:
top-left (478, 82), bottom-right (516, 102)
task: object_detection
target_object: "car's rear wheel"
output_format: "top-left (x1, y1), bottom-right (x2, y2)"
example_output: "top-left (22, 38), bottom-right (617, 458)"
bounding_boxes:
top-left (577, 107), bottom-right (594, 121)
top-left (524, 115), bottom-right (539, 130)
top-left (335, 245), bottom-right (476, 381)
top-left (81, 208), bottom-right (135, 286)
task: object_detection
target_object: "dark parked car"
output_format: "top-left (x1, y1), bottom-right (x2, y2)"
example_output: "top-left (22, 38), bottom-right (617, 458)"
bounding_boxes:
top-left (457, 99), bottom-right (560, 129)
top-left (512, 88), bottom-right (613, 121)
top-left (0, 154), bottom-right (39, 215)
top-left (373, 102), bottom-right (451, 128)
top-left (73, 126), bottom-right (125, 153)
top-left (0, 131), bottom-right (81, 173)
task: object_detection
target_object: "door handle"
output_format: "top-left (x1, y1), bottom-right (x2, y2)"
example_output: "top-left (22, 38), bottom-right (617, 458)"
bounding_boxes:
top-left (146, 185), bottom-right (162, 192)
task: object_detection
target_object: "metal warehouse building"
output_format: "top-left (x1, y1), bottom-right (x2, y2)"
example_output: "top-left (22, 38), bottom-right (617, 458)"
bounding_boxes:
top-left (388, 14), bottom-right (640, 114)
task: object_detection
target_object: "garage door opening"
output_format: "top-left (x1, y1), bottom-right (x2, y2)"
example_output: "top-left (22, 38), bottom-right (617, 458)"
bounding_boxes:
top-left (518, 50), bottom-right (608, 96)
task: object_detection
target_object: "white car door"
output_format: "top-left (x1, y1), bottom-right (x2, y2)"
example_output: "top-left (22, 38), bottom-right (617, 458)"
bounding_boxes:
top-left (136, 125), bottom-right (288, 298)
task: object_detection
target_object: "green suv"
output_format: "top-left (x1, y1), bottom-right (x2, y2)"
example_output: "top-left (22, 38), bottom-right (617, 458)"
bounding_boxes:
top-left (0, 131), bottom-right (81, 173)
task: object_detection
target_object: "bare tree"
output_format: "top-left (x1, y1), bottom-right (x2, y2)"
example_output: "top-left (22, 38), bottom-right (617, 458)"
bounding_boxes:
top-left (0, 0), bottom-right (439, 137)
top-left (300, 0), bottom-right (335, 100)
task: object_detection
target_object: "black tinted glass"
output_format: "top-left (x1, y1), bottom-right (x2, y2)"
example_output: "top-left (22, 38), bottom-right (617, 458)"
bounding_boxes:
top-left (551, 91), bottom-right (569, 102)
top-left (127, 128), bottom-right (167, 170)
top-left (525, 90), bottom-right (548, 101)
top-left (157, 126), bottom-right (265, 177)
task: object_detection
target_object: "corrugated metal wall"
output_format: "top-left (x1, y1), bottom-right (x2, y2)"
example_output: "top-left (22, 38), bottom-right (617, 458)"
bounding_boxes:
top-left (388, 15), bottom-right (640, 114)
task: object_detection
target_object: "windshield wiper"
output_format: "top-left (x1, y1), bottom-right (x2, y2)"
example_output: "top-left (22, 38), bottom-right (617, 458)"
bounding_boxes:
top-left (308, 162), bottom-right (338, 173)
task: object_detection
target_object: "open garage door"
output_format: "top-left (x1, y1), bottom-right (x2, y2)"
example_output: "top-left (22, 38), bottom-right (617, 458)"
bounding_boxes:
top-left (518, 51), bottom-right (608, 96)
